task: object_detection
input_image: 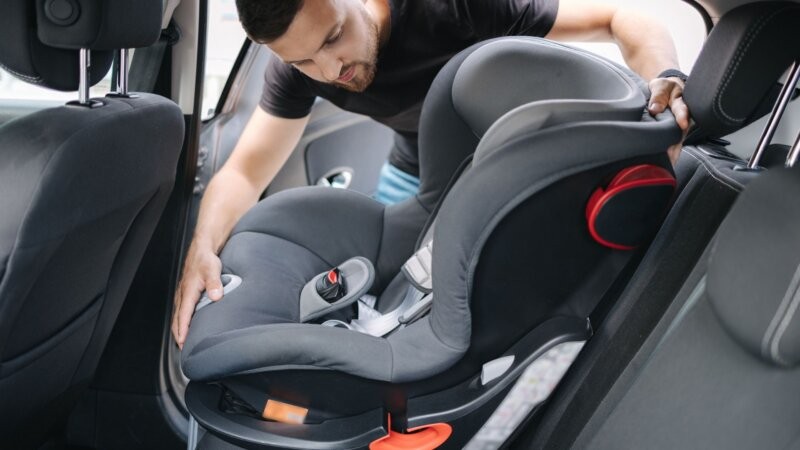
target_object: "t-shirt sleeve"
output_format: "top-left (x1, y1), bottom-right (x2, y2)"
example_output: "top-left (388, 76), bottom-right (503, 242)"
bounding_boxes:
top-left (459, 0), bottom-right (559, 40)
top-left (258, 54), bottom-right (316, 118)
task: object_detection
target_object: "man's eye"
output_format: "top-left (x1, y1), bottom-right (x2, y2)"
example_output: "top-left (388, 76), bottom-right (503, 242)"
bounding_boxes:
top-left (325, 30), bottom-right (343, 46)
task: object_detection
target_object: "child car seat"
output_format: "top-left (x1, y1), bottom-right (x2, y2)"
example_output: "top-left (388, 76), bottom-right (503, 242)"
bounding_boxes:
top-left (181, 37), bottom-right (680, 449)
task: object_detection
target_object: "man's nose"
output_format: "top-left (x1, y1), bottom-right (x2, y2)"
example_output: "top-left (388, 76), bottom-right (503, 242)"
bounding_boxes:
top-left (317, 53), bottom-right (343, 82)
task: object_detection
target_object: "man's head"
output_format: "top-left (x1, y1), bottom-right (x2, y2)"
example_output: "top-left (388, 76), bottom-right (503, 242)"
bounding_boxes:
top-left (236, 0), bottom-right (385, 92)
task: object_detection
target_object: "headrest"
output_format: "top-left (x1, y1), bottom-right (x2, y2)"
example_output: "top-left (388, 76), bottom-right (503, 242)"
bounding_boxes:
top-left (36, 0), bottom-right (163, 50)
top-left (707, 167), bottom-right (800, 367)
top-left (684, 2), bottom-right (800, 140)
top-left (0, 0), bottom-right (162, 91)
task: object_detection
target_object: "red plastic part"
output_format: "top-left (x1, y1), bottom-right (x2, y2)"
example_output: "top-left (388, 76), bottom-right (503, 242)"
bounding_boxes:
top-left (327, 270), bottom-right (338, 284)
top-left (370, 416), bottom-right (452, 450)
top-left (586, 164), bottom-right (676, 250)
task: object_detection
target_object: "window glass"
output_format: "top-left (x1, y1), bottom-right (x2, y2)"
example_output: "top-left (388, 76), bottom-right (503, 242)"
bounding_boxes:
top-left (0, 65), bottom-right (112, 102)
top-left (202, 0), bottom-right (248, 120)
top-left (568, 0), bottom-right (706, 74)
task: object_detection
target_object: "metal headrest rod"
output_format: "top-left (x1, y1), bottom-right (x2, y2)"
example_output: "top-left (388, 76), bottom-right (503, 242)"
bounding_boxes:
top-left (786, 128), bottom-right (800, 168)
top-left (748, 60), bottom-right (800, 169)
top-left (70, 48), bottom-right (103, 108)
top-left (78, 48), bottom-right (91, 105)
top-left (116, 49), bottom-right (129, 96)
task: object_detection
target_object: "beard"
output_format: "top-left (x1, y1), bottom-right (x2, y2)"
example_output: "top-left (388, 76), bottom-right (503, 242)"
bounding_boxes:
top-left (334, 62), bottom-right (377, 92)
top-left (332, 11), bottom-right (379, 92)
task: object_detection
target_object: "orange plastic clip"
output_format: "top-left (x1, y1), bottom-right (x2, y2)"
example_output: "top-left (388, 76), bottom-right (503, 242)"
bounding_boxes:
top-left (262, 399), bottom-right (308, 424)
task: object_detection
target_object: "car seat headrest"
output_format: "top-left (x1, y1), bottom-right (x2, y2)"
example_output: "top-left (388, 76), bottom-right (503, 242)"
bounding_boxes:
top-left (684, 2), bottom-right (800, 141)
top-left (0, 0), bottom-right (162, 91)
top-left (707, 167), bottom-right (800, 368)
top-left (415, 38), bottom-right (649, 210)
top-left (36, 0), bottom-right (163, 50)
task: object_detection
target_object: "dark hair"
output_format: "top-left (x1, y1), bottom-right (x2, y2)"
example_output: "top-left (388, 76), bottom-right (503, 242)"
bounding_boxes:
top-left (235, 0), bottom-right (305, 43)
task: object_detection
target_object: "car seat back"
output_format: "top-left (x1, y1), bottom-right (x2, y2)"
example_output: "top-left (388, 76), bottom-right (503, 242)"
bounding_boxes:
top-left (0, 1), bottom-right (184, 445)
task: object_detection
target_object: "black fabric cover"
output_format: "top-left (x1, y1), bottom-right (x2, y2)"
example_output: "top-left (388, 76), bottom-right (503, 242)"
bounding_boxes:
top-left (521, 146), bottom-right (752, 449)
top-left (36, 0), bottom-right (162, 50)
top-left (568, 168), bottom-right (800, 450)
top-left (0, 0), bottom-right (113, 91)
top-left (684, 2), bottom-right (800, 139)
top-left (0, 94), bottom-right (183, 444)
top-left (707, 167), bottom-right (800, 367)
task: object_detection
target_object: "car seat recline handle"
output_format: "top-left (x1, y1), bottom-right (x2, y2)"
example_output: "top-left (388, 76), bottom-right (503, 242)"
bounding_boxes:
top-left (749, 59), bottom-right (800, 169)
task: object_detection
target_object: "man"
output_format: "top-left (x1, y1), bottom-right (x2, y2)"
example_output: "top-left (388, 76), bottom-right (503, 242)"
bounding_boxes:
top-left (172, 0), bottom-right (690, 348)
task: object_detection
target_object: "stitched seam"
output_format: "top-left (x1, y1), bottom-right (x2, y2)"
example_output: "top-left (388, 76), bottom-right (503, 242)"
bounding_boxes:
top-left (713, 8), bottom-right (786, 124)
top-left (0, 61), bottom-right (42, 84)
top-left (770, 263), bottom-right (800, 365)
top-left (684, 148), bottom-right (744, 191)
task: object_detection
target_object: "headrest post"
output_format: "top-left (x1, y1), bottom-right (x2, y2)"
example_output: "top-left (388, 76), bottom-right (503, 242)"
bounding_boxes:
top-left (786, 129), bottom-right (800, 168)
top-left (116, 49), bottom-right (130, 96)
top-left (78, 48), bottom-right (91, 105)
top-left (748, 60), bottom-right (800, 169)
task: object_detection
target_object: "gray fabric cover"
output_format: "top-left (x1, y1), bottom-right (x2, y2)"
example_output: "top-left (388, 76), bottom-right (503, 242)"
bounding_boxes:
top-left (684, 2), bottom-right (800, 139)
top-left (182, 38), bottom-right (679, 383)
top-left (707, 168), bottom-right (800, 367)
top-left (455, 39), bottom-right (644, 158)
top-left (415, 37), bottom-right (646, 211)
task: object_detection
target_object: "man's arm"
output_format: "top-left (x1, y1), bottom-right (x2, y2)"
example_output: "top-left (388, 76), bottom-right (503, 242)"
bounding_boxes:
top-left (546, 0), bottom-right (690, 135)
top-left (172, 108), bottom-right (310, 349)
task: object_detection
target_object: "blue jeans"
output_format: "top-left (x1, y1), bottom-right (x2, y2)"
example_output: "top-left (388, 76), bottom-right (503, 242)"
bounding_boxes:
top-left (373, 162), bottom-right (420, 205)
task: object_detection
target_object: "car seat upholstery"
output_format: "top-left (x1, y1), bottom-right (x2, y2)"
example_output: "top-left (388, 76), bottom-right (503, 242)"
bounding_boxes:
top-left (0, 0), bottom-right (184, 446)
top-left (575, 164), bottom-right (800, 450)
top-left (182, 36), bottom-right (682, 449)
top-left (518, 3), bottom-right (800, 448)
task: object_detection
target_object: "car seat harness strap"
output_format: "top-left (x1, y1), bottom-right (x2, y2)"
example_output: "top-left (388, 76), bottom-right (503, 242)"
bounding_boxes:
top-left (319, 239), bottom-right (435, 336)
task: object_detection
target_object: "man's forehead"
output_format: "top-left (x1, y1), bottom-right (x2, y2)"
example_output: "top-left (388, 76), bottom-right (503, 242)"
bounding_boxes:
top-left (267, 0), bottom-right (342, 61)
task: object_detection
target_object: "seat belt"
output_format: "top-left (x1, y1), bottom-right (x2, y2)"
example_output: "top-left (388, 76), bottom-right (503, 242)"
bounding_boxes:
top-left (322, 240), bottom-right (435, 336)
top-left (127, 21), bottom-right (180, 93)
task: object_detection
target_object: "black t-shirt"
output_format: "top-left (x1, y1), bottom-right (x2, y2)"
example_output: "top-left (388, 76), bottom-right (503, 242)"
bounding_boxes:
top-left (259, 0), bottom-right (559, 176)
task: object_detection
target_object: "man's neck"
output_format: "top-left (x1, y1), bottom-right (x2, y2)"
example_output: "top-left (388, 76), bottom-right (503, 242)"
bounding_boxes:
top-left (365, 0), bottom-right (391, 47)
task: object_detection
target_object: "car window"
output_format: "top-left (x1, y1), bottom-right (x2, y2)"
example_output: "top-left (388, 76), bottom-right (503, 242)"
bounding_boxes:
top-left (567, 0), bottom-right (706, 73)
top-left (202, 0), bottom-right (248, 120)
top-left (0, 66), bottom-right (112, 102)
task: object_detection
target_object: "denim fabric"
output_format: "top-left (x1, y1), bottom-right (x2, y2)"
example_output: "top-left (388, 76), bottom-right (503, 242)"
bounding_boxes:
top-left (374, 162), bottom-right (421, 204)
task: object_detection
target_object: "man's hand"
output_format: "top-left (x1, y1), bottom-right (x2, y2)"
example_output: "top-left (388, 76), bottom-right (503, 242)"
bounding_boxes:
top-left (647, 76), bottom-right (690, 131)
top-left (172, 242), bottom-right (224, 349)
top-left (648, 76), bottom-right (690, 165)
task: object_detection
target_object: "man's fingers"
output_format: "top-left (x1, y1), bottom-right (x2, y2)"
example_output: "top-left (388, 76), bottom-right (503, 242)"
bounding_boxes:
top-left (176, 281), bottom-right (203, 349)
top-left (648, 79), bottom-right (671, 115)
top-left (669, 96), bottom-right (690, 131)
top-left (203, 258), bottom-right (222, 301)
top-left (205, 268), bottom-right (224, 301)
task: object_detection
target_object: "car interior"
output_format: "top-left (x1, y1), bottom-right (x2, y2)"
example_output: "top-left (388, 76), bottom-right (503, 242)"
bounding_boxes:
top-left (0, 0), bottom-right (798, 449)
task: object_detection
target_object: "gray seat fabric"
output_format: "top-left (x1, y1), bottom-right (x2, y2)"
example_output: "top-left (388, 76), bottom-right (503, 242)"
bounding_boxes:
top-left (181, 37), bottom-right (678, 383)
top-left (0, 0), bottom-right (183, 446)
top-left (578, 167), bottom-right (800, 450)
